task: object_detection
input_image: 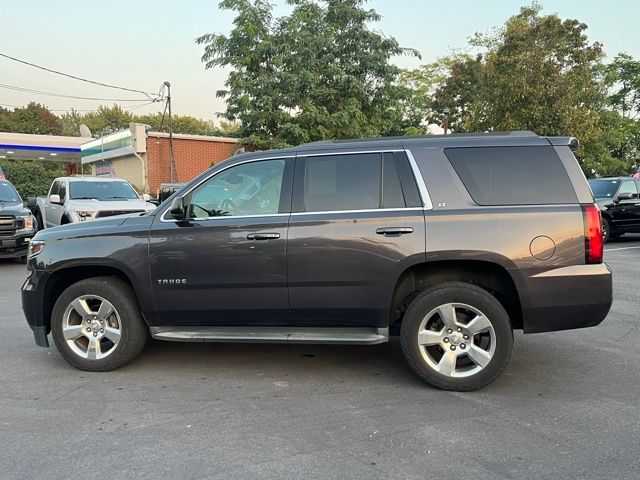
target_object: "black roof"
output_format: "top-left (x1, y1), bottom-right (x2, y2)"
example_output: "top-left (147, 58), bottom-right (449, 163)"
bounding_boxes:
top-left (230, 131), bottom-right (579, 163)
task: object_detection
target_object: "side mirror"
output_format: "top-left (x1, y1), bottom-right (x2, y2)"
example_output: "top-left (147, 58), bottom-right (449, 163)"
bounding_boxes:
top-left (615, 192), bottom-right (633, 203)
top-left (49, 194), bottom-right (61, 205)
top-left (142, 193), bottom-right (152, 202)
top-left (169, 196), bottom-right (188, 220)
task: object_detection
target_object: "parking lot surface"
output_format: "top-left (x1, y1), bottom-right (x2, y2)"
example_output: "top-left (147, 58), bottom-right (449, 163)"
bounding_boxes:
top-left (1, 236), bottom-right (639, 480)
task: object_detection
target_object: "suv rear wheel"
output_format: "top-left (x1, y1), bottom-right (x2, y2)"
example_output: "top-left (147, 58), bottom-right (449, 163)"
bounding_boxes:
top-left (400, 282), bottom-right (513, 391)
top-left (51, 277), bottom-right (148, 371)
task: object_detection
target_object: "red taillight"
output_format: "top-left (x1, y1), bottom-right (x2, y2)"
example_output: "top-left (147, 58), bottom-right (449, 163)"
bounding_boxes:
top-left (583, 204), bottom-right (603, 264)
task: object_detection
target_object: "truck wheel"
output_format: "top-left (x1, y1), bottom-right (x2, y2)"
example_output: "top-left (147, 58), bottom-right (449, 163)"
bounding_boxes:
top-left (35, 211), bottom-right (44, 231)
top-left (602, 218), bottom-right (611, 243)
top-left (51, 277), bottom-right (148, 371)
top-left (400, 282), bottom-right (513, 391)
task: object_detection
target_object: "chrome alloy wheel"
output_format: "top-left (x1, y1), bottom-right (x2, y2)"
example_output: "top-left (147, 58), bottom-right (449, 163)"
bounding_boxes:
top-left (417, 303), bottom-right (496, 378)
top-left (62, 295), bottom-right (122, 360)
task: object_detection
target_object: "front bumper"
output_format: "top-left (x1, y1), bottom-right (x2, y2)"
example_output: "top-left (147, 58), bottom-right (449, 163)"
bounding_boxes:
top-left (22, 271), bottom-right (50, 347)
top-left (0, 232), bottom-right (32, 258)
top-left (520, 263), bottom-right (612, 333)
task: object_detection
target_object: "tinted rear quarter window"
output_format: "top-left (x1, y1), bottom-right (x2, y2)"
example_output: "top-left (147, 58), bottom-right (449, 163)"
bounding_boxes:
top-left (444, 146), bottom-right (577, 205)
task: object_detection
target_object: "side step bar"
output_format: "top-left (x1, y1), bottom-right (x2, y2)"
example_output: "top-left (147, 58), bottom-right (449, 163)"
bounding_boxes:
top-left (150, 326), bottom-right (389, 345)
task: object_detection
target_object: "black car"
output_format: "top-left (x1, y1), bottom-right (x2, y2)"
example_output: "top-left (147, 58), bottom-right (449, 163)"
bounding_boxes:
top-left (0, 179), bottom-right (37, 262)
top-left (589, 176), bottom-right (640, 241)
top-left (22, 132), bottom-right (612, 391)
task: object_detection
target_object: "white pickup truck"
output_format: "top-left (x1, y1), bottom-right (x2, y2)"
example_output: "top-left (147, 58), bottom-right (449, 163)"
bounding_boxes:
top-left (32, 177), bottom-right (156, 229)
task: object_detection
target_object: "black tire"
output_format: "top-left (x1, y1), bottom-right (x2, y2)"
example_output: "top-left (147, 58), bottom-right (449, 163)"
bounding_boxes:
top-left (51, 276), bottom-right (148, 371)
top-left (35, 211), bottom-right (44, 231)
top-left (400, 282), bottom-right (513, 391)
top-left (15, 255), bottom-right (27, 264)
top-left (602, 217), bottom-right (611, 243)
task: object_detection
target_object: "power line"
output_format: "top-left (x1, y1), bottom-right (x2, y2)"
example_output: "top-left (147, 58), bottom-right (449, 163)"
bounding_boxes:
top-left (1, 102), bottom-right (161, 114)
top-left (0, 52), bottom-right (159, 101)
top-left (0, 102), bottom-right (99, 112)
top-left (0, 82), bottom-right (154, 102)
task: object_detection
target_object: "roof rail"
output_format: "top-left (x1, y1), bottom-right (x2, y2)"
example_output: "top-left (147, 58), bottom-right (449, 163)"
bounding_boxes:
top-left (302, 131), bottom-right (538, 146)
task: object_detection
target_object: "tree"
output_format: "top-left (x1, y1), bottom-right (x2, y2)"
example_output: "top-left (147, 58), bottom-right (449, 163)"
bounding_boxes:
top-left (59, 109), bottom-right (84, 136)
top-left (197, 0), bottom-right (417, 149)
top-left (605, 53), bottom-right (640, 119)
top-left (7, 102), bottom-right (63, 135)
top-left (396, 62), bottom-right (448, 135)
top-left (0, 159), bottom-right (66, 198)
top-left (403, 3), bottom-right (639, 176)
top-left (79, 104), bottom-right (133, 135)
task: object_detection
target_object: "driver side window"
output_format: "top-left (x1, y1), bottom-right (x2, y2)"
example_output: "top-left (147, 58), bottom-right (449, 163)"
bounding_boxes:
top-left (189, 159), bottom-right (286, 218)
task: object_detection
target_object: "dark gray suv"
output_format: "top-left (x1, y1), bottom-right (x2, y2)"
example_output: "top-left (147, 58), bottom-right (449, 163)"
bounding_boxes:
top-left (22, 131), bottom-right (612, 390)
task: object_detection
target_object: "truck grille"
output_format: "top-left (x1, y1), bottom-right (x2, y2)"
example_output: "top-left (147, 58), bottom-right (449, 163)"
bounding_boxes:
top-left (95, 210), bottom-right (144, 218)
top-left (0, 216), bottom-right (16, 236)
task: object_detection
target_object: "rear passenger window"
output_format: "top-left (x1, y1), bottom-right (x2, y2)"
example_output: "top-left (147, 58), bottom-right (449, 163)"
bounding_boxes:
top-left (445, 146), bottom-right (577, 205)
top-left (619, 181), bottom-right (639, 198)
top-left (304, 153), bottom-right (381, 211)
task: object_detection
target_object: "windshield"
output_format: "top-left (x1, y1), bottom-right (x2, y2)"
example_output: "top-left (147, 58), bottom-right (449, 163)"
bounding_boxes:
top-left (0, 182), bottom-right (21, 202)
top-left (589, 179), bottom-right (619, 199)
top-left (69, 181), bottom-right (138, 200)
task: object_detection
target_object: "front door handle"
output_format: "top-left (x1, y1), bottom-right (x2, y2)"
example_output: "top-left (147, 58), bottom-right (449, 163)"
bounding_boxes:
top-left (247, 232), bottom-right (280, 240)
top-left (376, 227), bottom-right (414, 236)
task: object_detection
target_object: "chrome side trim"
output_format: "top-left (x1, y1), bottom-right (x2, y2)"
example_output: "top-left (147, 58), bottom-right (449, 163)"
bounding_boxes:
top-left (150, 326), bottom-right (389, 345)
top-left (298, 149), bottom-right (404, 157)
top-left (404, 149), bottom-right (433, 210)
top-left (290, 207), bottom-right (424, 216)
top-left (531, 264), bottom-right (611, 278)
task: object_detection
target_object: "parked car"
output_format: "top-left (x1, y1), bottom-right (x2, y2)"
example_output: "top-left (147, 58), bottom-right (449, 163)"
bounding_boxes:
top-left (588, 176), bottom-right (640, 241)
top-left (31, 177), bottom-right (156, 229)
top-left (22, 132), bottom-right (612, 391)
top-left (0, 179), bottom-right (36, 263)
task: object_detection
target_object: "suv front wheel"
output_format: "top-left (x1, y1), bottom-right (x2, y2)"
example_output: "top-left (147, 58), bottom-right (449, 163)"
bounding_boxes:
top-left (400, 282), bottom-right (513, 391)
top-left (51, 277), bottom-right (148, 371)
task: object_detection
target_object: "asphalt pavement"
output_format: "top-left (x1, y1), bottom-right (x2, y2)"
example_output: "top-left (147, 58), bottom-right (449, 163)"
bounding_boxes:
top-left (1, 236), bottom-right (639, 480)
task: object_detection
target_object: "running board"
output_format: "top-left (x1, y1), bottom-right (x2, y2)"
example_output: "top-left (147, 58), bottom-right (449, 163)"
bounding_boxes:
top-left (150, 326), bottom-right (389, 345)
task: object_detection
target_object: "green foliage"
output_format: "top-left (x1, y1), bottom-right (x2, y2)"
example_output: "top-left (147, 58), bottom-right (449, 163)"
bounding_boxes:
top-left (2, 102), bottom-right (63, 135)
top-left (0, 160), bottom-right (66, 199)
top-left (605, 53), bottom-right (640, 119)
top-left (57, 104), bottom-right (237, 138)
top-left (197, 0), bottom-right (417, 149)
top-left (404, 3), bottom-right (639, 176)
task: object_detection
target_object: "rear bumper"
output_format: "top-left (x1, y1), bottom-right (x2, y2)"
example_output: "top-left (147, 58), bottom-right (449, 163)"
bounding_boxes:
top-left (520, 263), bottom-right (612, 333)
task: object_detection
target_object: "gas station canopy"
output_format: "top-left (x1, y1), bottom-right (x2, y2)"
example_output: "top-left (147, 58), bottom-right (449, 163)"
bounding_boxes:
top-left (0, 132), bottom-right (87, 162)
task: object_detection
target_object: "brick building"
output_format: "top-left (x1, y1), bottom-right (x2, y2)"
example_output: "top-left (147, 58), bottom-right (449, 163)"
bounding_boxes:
top-left (82, 124), bottom-right (239, 197)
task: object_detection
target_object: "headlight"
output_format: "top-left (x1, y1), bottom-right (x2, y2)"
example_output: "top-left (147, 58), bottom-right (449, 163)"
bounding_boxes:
top-left (28, 240), bottom-right (45, 257)
top-left (75, 211), bottom-right (95, 221)
top-left (17, 215), bottom-right (35, 233)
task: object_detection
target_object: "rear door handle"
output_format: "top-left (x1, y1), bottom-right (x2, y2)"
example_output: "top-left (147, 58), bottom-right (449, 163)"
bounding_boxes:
top-left (376, 227), bottom-right (414, 236)
top-left (247, 233), bottom-right (280, 240)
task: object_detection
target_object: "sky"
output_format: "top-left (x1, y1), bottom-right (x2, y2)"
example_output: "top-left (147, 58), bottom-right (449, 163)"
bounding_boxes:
top-left (1, 0), bottom-right (638, 130)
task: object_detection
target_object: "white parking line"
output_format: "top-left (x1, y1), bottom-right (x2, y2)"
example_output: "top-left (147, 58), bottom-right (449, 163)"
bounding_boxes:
top-left (604, 246), bottom-right (640, 252)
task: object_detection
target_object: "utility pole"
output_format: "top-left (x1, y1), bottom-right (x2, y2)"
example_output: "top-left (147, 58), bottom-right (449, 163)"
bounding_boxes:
top-left (164, 81), bottom-right (176, 182)
top-left (442, 107), bottom-right (450, 135)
